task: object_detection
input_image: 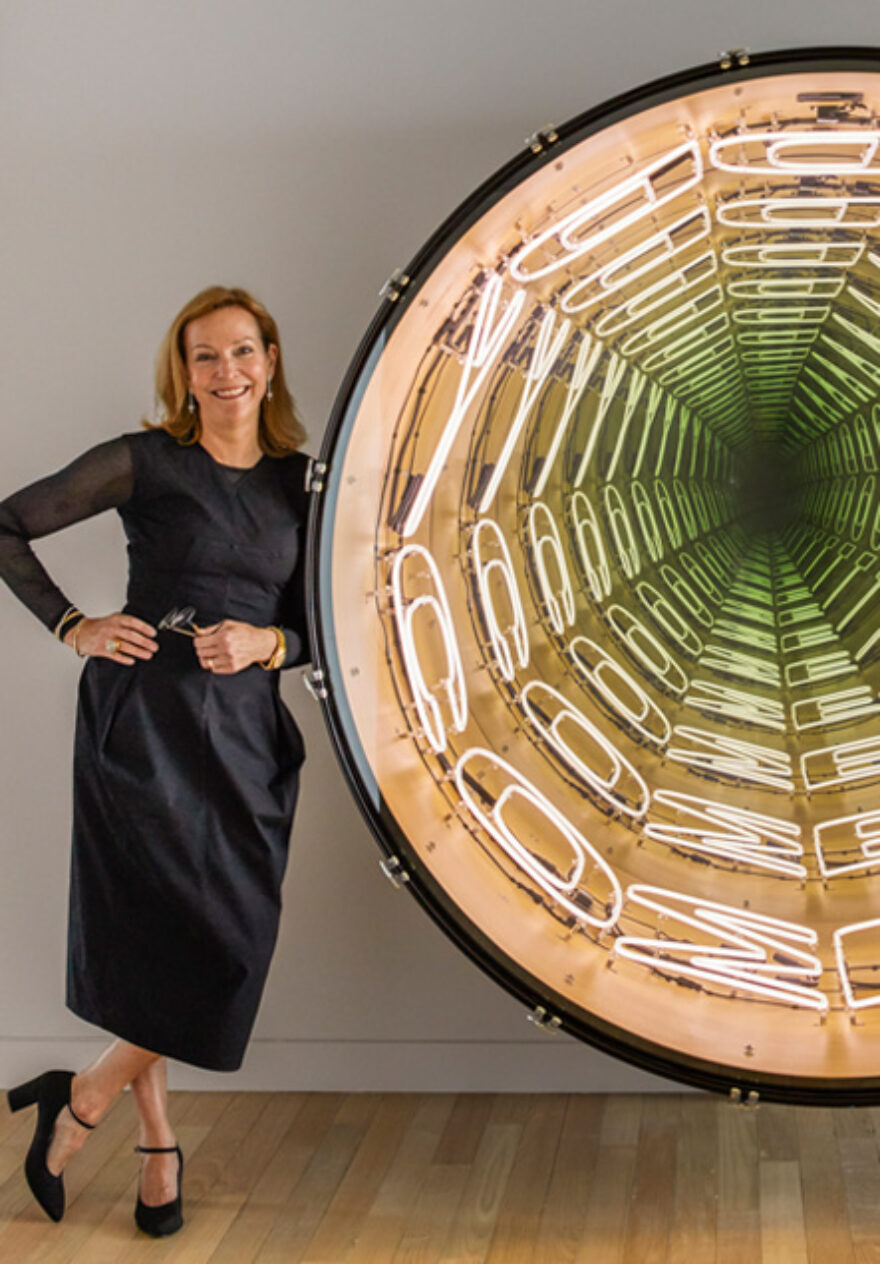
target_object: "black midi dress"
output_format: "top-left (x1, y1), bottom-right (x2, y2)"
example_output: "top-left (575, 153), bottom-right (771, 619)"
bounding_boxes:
top-left (0, 428), bottom-right (311, 1070)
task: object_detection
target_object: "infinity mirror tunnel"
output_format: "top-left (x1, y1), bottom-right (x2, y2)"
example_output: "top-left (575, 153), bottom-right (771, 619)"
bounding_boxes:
top-left (311, 48), bottom-right (880, 1104)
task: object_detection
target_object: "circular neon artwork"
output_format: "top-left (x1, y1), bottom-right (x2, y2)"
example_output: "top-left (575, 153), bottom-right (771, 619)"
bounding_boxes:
top-left (311, 48), bottom-right (880, 1103)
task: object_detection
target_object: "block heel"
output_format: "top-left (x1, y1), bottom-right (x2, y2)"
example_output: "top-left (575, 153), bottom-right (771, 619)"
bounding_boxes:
top-left (7, 1077), bottom-right (43, 1113)
top-left (5, 1069), bottom-right (95, 1222)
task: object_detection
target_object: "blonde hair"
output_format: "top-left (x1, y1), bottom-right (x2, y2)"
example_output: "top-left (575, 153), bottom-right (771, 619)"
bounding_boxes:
top-left (146, 285), bottom-right (306, 455)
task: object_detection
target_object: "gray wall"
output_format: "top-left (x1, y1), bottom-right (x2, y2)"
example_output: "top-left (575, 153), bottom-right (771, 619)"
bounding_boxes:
top-left (1, 0), bottom-right (876, 1091)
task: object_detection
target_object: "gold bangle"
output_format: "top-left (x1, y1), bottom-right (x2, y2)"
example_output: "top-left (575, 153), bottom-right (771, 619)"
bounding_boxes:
top-left (71, 622), bottom-right (88, 658)
top-left (260, 626), bottom-right (286, 671)
top-left (54, 605), bottom-right (83, 640)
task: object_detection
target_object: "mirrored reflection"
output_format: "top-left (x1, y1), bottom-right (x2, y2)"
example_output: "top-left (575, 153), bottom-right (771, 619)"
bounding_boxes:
top-left (319, 53), bottom-right (880, 1100)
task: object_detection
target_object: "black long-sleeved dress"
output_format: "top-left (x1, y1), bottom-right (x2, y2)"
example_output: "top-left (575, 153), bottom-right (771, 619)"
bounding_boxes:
top-left (0, 428), bottom-right (311, 1071)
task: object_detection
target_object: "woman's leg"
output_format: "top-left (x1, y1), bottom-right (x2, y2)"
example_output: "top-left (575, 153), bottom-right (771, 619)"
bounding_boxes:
top-left (130, 1058), bottom-right (181, 1206)
top-left (45, 1038), bottom-right (160, 1176)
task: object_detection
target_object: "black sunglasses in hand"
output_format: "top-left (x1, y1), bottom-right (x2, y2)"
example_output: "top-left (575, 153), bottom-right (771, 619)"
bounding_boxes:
top-left (158, 606), bottom-right (200, 637)
top-left (158, 607), bottom-right (223, 637)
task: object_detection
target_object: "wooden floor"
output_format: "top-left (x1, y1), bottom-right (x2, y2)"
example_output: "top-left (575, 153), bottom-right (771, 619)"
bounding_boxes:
top-left (0, 1089), bottom-right (878, 1262)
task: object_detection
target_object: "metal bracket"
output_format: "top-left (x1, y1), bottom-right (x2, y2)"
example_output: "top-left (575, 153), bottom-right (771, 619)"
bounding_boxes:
top-left (303, 668), bottom-right (328, 701)
top-left (305, 460), bottom-right (327, 495)
top-left (525, 125), bottom-right (560, 155)
top-left (718, 48), bottom-right (750, 70)
top-left (380, 269), bottom-right (411, 303)
top-left (527, 1005), bottom-right (562, 1034)
top-left (728, 1086), bottom-right (760, 1108)
top-left (379, 854), bottom-right (411, 889)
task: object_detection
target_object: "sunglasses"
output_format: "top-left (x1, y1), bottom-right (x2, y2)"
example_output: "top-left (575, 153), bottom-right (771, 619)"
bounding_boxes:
top-left (158, 606), bottom-right (201, 637)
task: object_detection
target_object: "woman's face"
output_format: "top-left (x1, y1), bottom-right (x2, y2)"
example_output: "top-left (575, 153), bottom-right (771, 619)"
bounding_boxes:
top-left (184, 306), bottom-right (278, 433)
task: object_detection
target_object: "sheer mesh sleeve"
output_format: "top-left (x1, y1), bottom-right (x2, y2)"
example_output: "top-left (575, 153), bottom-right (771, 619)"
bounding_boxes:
top-left (277, 544), bottom-right (311, 669)
top-left (0, 435), bottom-right (134, 632)
top-left (277, 454), bottom-right (312, 669)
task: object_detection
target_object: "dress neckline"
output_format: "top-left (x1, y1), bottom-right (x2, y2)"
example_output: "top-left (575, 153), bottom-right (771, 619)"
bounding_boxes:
top-left (195, 442), bottom-right (265, 472)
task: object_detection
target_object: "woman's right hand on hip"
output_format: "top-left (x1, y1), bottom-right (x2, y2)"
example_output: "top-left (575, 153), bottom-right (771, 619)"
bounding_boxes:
top-left (63, 614), bottom-right (158, 664)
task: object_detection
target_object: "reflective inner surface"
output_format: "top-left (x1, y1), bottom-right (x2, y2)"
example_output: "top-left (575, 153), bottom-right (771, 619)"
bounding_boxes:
top-left (317, 54), bottom-right (880, 1099)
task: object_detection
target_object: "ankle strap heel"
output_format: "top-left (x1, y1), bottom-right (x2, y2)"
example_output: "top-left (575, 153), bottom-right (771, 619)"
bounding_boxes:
top-left (6, 1069), bottom-right (95, 1222)
top-left (134, 1144), bottom-right (184, 1237)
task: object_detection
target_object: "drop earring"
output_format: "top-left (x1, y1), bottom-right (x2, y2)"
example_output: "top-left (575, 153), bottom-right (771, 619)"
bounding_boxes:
top-left (187, 392), bottom-right (196, 416)
top-left (266, 378), bottom-right (273, 402)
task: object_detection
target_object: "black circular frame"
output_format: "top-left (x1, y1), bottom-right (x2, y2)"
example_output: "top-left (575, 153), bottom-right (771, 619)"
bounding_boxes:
top-left (307, 46), bottom-right (880, 1106)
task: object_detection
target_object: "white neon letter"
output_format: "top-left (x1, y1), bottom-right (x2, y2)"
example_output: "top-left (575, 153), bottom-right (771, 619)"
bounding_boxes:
top-left (400, 276), bottom-right (525, 536)
top-left (668, 726), bottom-right (794, 792)
top-left (645, 790), bottom-right (805, 877)
top-left (569, 492), bottom-right (611, 602)
top-left (390, 545), bottom-right (468, 753)
top-left (616, 885), bottom-right (826, 1012)
top-left (815, 810), bottom-right (880, 881)
top-left (511, 141), bottom-right (702, 283)
top-left (532, 333), bottom-right (603, 499)
top-left (454, 748), bottom-right (622, 930)
top-left (521, 681), bottom-right (649, 818)
top-left (570, 636), bottom-right (670, 746)
top-left (526, 503), bottom-right (575, 634)
top-left (477, 308), bottom-right (571, 514)
top-left (470, 518), bottom-right (529, 682)
top-left (606, 604), bottom-right (689, 696)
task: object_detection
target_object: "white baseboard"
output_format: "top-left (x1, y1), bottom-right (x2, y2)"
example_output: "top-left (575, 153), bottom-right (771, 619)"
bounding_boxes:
top-left (0, 1036), bottom-right (680, 1094)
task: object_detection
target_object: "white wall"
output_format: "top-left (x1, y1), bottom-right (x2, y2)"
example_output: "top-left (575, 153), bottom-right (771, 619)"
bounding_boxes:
top-left (1, 0), bottom-right (877, 1092)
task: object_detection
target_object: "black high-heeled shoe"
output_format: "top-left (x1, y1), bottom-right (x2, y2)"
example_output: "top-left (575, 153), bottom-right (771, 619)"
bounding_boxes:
top-left (6, 1069), bottom-right (95, 1222)
top-left (134, 1143), bottom-right (184, 1237)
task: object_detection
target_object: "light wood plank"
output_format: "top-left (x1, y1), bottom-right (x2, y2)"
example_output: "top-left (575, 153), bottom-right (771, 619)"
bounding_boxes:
top-left (573, 1138), bottom-right (638, 1264)
top-left (434, 1095), bottom-right (495, 1167)
top-left (344, 1095), bottom-right (454, 1263)
top-left (201, 1092), bottom-right (309, 1264)
top-left (254, 1093), bottom-right (381, 1264)
top-left (837, 1133), bottom-right (880, 1264)
top-left (758, 1105), bottom-right (800, 1162)
top-left (759, 1160), bottom-right (808, 1264)
top-left (622, 1093), bottom-right (680, 1264)
top-left (668, 1095), bottom-right (717, 1264)
top-left (601, 1095), bottom-right (644, 1147)
top-left (717, 1103), bottom-right (761, 1264)
top-left (300, 1092), bottom-right (420, 1262)
top-left (484, 1094), bottom-right (567, 1264)
top-left (533, 1093), bottom-right (605, 1264)
top-left (794, 1106), bottom-right (855, 1264)
top-left (438, 1105), bottom-right (523, 1264)
top-left (392, 1162), bottom-right (470, 1264)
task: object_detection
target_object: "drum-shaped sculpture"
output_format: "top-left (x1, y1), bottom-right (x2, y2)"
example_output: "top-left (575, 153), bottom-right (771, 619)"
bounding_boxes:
top-left (310, 48), bottom-right (880, 1103)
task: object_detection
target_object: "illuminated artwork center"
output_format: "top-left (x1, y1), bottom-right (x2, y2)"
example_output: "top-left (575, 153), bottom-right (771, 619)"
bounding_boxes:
top-left (316, 51), bottom-right (880, 1102)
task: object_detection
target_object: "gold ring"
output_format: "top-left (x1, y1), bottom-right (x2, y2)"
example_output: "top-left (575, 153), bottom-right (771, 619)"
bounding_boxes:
top-left (106, 638), bottom-right (120, 654)
top-left (206, 658), bottom-right (214, 669)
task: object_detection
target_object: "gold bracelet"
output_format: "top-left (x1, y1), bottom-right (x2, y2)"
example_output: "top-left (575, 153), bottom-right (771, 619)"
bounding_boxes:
top-left (54, 605), bottom-right (83, 640)
top-left (62, 613), bottom-right (87, 651)
top-left (71, 621), bottom-right (88, 658)
top-left (260, 626), bottom-right (286, 671)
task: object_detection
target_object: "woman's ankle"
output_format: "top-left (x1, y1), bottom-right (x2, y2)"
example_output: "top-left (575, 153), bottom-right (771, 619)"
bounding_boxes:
top-left (69, 1072), bottom-right (107, 1128)
top-left (137, 1132), bottom-right (178, 1151)
top-left (136, 1115), bottom-right (177, 1149)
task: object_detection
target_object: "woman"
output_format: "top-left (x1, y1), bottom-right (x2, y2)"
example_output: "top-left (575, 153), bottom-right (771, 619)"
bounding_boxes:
top-left (0, 285), bottom-right (311, 1236)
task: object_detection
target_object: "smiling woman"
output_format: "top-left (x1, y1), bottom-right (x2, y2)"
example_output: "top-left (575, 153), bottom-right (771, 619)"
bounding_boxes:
top-left (187, 308), bottom-right (278, 458)
top-left (150, 284), bottom-right (306, 458)
top-left (0, 284), bottom-right (311, 1234)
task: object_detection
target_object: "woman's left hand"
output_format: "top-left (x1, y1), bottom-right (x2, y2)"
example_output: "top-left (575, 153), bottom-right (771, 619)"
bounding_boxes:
top-left (193, 621), bottom-right (279, 674)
